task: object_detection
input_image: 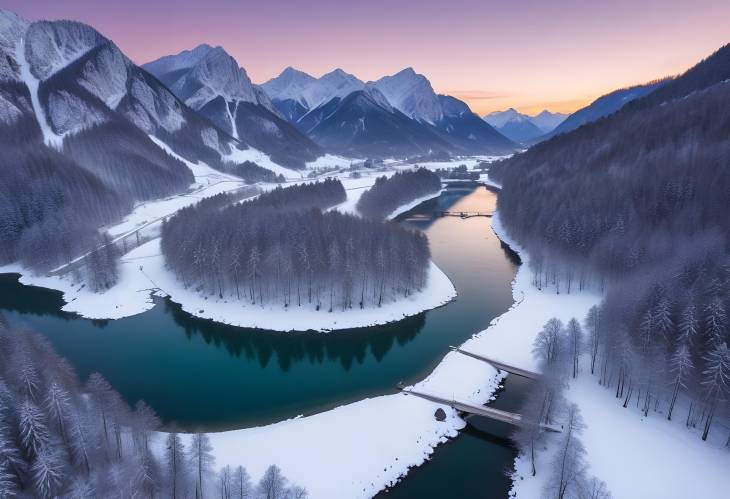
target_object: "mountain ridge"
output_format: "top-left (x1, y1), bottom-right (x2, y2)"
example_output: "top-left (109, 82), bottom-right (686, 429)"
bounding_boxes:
top-left (143, 45), bottom-right (323, 167)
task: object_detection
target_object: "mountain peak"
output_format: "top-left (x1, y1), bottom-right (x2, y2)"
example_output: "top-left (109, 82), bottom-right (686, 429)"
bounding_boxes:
top-left (263, 66), bottom-right (363, 110)
top-left (279, 65), bottom-right (310, 78)
top-left (143, 43), bottom-right (216, 75)
top-left (395, 66), bottom-right (417, 77)
top-left (374, 68), bottom-right (441, 123)
top-left (144, 44), bottom-right (275, 116)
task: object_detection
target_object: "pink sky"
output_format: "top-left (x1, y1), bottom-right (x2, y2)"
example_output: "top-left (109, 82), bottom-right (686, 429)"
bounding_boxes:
top-left (6, 0), bottom-right (729, 115)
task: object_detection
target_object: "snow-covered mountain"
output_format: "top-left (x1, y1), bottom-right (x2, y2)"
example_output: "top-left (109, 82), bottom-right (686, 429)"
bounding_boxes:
top-left (0, 10), bottom-right (257, 170)
top-left (542, 81), bottom-right (666, 141)
top-left (484, 108), bottom-right (528, 128)
top-left (305, 85), bottom-right (454, 159)
top-left (144, 46), bottom-right (322, 167)
top-left (0, 9), bottom-right (204, 269)
top-left (530, 110), bottom-right (568, 132)
top-left (0, 11), bottom-right (215, 171)
top-left (432, 95), bottom-right (515, 154)
top-left (263, 65), bottom-right (516, 158)
top-left (144, 44), bottom-right (275, 115)
top-left (484, 109), bottom-right (544, 143)
top-left (373, 67), bottom-right (443, 124)
top-left (261, 67), bottom-right (364, 122)
top-left (484, 108), bottom-right (568, 143)
top-left (371, 68), bottom-right (515, 154)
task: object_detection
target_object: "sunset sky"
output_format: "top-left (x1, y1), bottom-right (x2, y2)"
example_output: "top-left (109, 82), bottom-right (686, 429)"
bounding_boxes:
top-left (6, 0), bottom-right (730, 115)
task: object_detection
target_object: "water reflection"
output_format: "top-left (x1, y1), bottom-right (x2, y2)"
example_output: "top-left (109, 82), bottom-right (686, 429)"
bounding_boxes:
top-left (0, 186), bottom-right (518, 431)
top-left (165, 297), bottom-right (425, 372)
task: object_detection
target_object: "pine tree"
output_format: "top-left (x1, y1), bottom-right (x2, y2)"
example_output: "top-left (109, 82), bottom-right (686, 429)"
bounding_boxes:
top-left (31, 447), bottom-right (66, 498)
top-left (677, 303), bottom-right (699, 345)
top-left (700, 342), bottom-right (730, 440)
top-left (19, 399), bottom-right (50, 458)
top-left (667, 342), bottom-right (694, 420)
top-left (44, 382), bottom-right (71, 445)
top-left (0, 464), bottom-right (18, 499)
top-left (704, 299), bottom-right (727, 347)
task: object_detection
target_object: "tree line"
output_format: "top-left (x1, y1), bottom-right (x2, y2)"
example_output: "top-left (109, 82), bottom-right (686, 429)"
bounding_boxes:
top-left (513, 305), bottom-right (729, 498)
top-left (0, 317), bottom-right (306, 498)
top-left (226, 161), bottom-right (285, 185)
top-left (487, 49), bottom-right (730, 464)
top-left (161, 179), bottom-right (431, 312)
top-left (595, 255), bottom-right (730, 441)
top-left (513, 316), bottom-right (613, 499)
top-left (356, 168), bottom-right (441, 219)
top-left (488, 75), bottom-right (730, 292)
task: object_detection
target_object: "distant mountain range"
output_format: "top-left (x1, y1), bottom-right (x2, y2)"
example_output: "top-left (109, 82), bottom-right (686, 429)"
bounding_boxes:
top-left (540, 81), bottom-right (666, 141)
top-left (483, 109), bottom-right (567, 143)
top-left (485, 79), bottom-right (673, 146)
top-left (261, 66), bottom-right (364, 122)
top-left (143, 45), bottom-right (322, 168)
top-left (263, 66), bottom-right (517, 158)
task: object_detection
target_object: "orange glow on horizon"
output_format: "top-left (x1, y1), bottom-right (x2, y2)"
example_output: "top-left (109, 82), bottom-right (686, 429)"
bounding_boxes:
top-left (6, 0), bottom-right (730, 117)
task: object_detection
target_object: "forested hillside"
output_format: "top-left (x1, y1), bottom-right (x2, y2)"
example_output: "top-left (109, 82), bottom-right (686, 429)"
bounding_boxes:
top-left (161, 180), bottom-right (431, 311)
top-left (357, 168), bottom-right (442, 219)
top-left (490, 44), bottom-right (730, 447)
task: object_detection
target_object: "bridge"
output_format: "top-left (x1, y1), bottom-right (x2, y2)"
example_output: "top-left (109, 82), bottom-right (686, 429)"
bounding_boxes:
top-left (434, 211), bottom-right (493, 218)
top-left (48, 185), bottom-right (258, 278)
top-left (449, 347), bottom-right (541, 380)
top-left (396, 351), bottom-right (560, 431)
top-left (397, 385), bottom-right (561, 432)
top-left (441, 179), bottom-right (502, 190)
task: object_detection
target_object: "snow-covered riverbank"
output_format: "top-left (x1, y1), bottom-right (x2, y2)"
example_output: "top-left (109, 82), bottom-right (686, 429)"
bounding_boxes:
top-left (511, 363), bottom-right (730, 499)
top-left (386, 189), bottom-right (444, 220)
top-left (139, 212), bottom-right (600, 498)
top-left (0, 234), bottom-right (456, 333)
top-left (0, 171), bottom-right (457, 331)
top-left (497, 221), bottom-right (730, 498)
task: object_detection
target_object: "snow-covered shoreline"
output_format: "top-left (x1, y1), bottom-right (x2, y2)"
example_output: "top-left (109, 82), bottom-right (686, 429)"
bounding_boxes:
top-left (139, 212), bottom-right (601, 499)
top-left (386, 189), bottom-right (443, 220)
top-left (1, 203), bottom-right (591, 498)
top-left (0, 169), bottom-right (458, 332)
top-left (1, 239), bottom-right (456, 333)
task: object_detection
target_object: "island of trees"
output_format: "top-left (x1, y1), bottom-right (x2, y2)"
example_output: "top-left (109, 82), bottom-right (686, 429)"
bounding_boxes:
top-left (356, 168), bottom-right (441, 219)
top-left (161, 179), bottom-right (431, 312)
top-left (0, 318), bottom-right (306, 498)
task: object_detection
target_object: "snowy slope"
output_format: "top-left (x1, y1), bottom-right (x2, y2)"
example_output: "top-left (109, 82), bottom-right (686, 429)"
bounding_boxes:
top-left (484, 108), bottom-right (566, 133)
top-left (306, 88), bottom-right (454, 159)
top-left (484, 108), bottom-right (548, 143)
top-left (543, 81), bottom-right (665, 140)
top-left (0, 9), bottom-right (28, 81)
top-left (144, 46), bottom-right (323, 168)
top-left (374, 67), bottom-right (443, 124)
top-left (144, 44), bottom-right (273, 114)
top-left (530, 109), bottom-right (567, 132)
top-left (511, 363), bottom-right (730, 499)
top-left (262, 66), bottom-right (364, 111)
